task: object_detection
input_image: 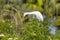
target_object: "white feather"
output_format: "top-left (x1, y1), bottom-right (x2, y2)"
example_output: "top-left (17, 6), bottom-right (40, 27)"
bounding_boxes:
top-left (24, 11), bottom-right (44, 22)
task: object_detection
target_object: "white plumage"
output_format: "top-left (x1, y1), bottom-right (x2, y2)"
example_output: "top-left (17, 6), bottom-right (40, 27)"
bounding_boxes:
top-left (24, 11), bottom-right (44, 22)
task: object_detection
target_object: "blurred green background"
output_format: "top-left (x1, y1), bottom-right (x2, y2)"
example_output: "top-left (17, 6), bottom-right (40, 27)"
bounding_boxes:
top-left (0, 0), bottom-right (60, 40)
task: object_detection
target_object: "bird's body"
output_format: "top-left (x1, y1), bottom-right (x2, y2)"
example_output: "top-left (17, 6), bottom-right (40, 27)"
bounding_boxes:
top-left (24, 11), bottom-right (44, 22)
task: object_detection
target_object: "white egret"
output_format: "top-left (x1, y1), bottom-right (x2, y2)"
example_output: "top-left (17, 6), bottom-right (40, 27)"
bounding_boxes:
top-left (24, 11), bottom-right (44, 22)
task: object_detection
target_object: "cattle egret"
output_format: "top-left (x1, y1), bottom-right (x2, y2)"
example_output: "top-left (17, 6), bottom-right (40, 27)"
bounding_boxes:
top-left (24, 11), bottom-right (44, 22)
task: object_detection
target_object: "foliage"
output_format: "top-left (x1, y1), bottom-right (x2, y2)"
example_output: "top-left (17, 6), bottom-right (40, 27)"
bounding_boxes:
top-left (54, 16), bottom-right (60, 26)
top-left (0, 0), bottom-right (60, 40)
top-left (23, 19), bottom-right (50, 40)
top-left (0, 20), bottom-right (15, 34)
